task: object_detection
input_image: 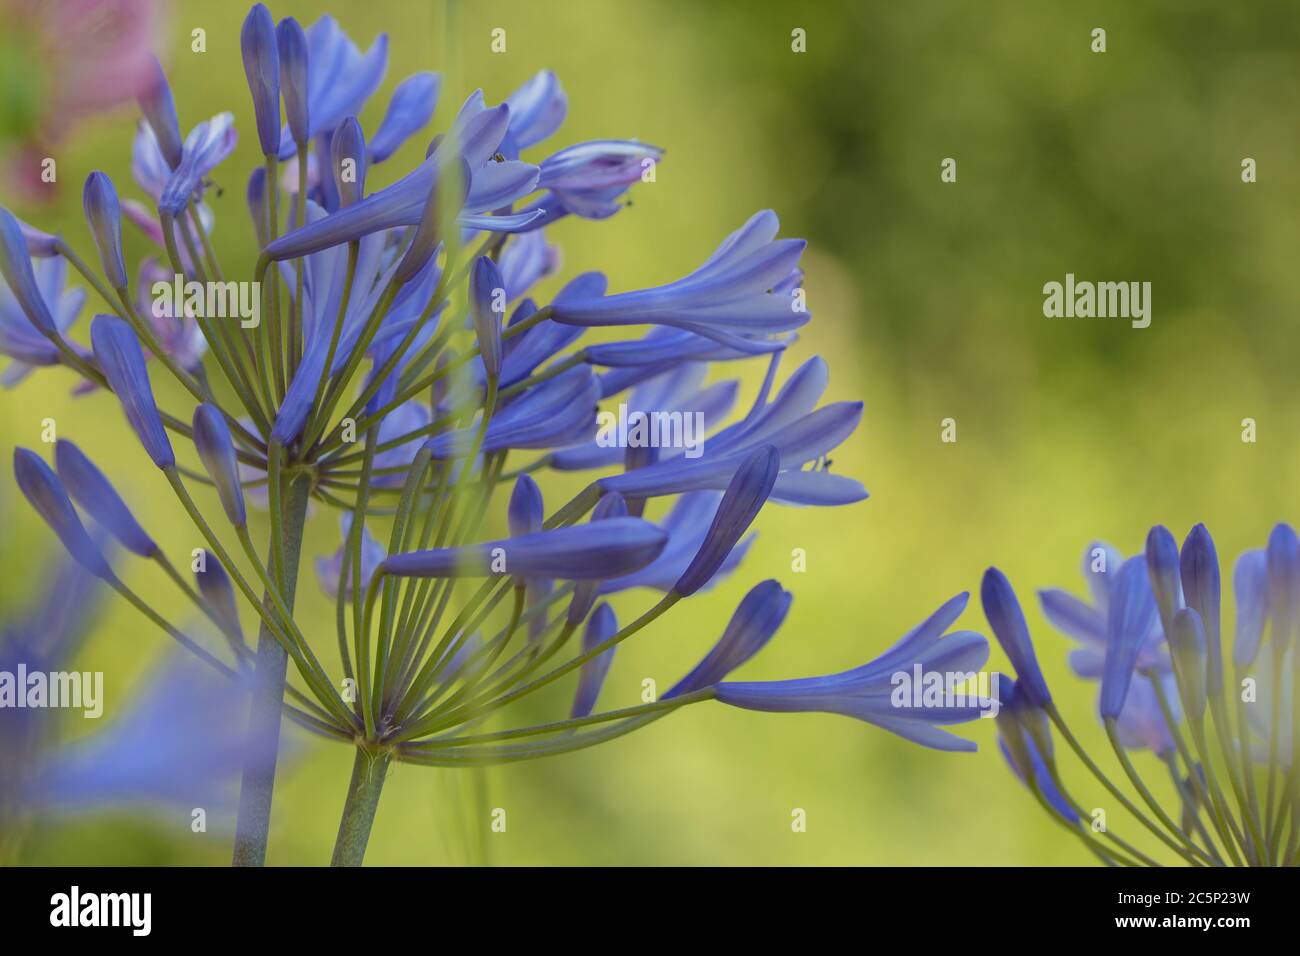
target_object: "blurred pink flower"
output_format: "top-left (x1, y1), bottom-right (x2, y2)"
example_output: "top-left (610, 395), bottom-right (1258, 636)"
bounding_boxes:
top-left (1, 0), bottom-right (164, 199)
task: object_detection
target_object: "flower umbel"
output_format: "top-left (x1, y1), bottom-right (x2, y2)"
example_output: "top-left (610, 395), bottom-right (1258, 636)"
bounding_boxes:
top-left (1, 4), bottom-right (897, 868)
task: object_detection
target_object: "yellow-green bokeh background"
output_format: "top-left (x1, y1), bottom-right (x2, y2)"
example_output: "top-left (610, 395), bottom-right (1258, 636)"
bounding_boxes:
top-left (3, 0), bottom-right (1299, 865)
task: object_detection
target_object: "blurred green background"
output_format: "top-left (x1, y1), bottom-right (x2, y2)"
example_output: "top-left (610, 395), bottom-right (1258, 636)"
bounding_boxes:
top-left (2, 0), bottom-right (1299, 865)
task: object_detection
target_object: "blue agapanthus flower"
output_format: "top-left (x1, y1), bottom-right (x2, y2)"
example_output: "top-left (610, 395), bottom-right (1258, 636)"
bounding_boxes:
top-left (982, 523), bottom-right (1300, 867)
top-left (0, 3), bottom-right (942, 868)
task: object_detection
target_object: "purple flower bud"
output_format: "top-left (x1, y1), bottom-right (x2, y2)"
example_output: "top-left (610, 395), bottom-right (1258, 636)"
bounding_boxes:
top-left (667, 579), bottom-right (791, 697)
top-left (503, 72), bottom-right (567, 151)
top-left (538, 140), bottom-right (663, 192)
top-left (331, 116), bottom-right (367, 206)
top-left (470, 255), bottom-right (505, 380)
top-left (13, 448), bottom-right (113, 580)
top-left (981, 567), bottom-right (1052, 707)
top-left (1100, 557), bottom-right (1157, 719)
top-left (381, 518), bottom-right (667, 580)
top-left (55, 440), bottom-right (156, 557)
top-left (276, 17), bottom-right (310, 147)
top-left (241, 4), bottom-right (281, 156)
top-left (508, 474), bottom-right (543, 538)
top-left (195, 550), bottom-right (242, 642)
top-left (395, 160), bottom-right (468, 285)
top-left (90, 315), bottom-right (175, 469)
top-left (1144, 524), bottom-right (1182, 636)
top-left (82, 172), bottom-right (128, 290)
top-left (137, 56), bottom-right (183, 170)
top-left (1179, 523), bottom-right (1222, 695)
top-left (674, 445), bottom-right (778, 596)
top-left (1168, 607), bottom-right (1207, 719)
top-left (192, 403), bottom-right (246, 528)
top-left (0, 207), bottom-right (56, 333)
top-left (571, 603), bottom-right (617, 718)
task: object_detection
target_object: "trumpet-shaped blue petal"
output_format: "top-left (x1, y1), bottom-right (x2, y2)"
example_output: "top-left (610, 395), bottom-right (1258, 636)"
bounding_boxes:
top-left (370, 73), bottom-right (440, 163)
top-left (716, 592), bottom-right (989, 752)
top-left (550, 211), bottom-right (809, 350)
top-left (136, 56), bottom-right (183, 169)
top-left (1099, 556), bottom-right (1158, 719)
top-left (1039, 540), bottom-right (1171, 682)
top-left (0, 256), bottom-right (85, 386)
top-left (595, 356), bottom-right (864, 506)
top-left (381, 517), bottom-right (667, 580)
top-left (263, 100), bottom-right (534, 261)
top-left (157, 113), bottom-right (238, 216)
top-left (503, 70), bottom-right (567, 155)
top-left (586, 326), bottom-right (790, 370)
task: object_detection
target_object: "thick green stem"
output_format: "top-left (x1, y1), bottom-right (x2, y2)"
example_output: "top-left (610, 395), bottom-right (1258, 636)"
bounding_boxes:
top-left (330, 749), bottom-right (391, 866)
top-left (232, 475), bottom-right (312, 866)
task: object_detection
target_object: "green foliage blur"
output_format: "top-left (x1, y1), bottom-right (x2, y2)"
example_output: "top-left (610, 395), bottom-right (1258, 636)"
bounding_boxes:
top-left (2, 0), bottom-right (1297, 865)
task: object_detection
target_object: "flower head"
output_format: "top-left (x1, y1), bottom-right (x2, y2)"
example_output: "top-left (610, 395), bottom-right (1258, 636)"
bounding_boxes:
top-left (6, 5), bottom-right (883, 869)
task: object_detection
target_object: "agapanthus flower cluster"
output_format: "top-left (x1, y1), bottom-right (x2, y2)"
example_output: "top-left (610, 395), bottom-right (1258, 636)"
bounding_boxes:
top-left (982, 523), bottom-right (1300, 866)
top-left (0, 4), bottom-right (977, 866)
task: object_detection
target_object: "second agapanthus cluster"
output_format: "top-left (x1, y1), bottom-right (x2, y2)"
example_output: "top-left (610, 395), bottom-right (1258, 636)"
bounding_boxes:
top-left (0, 4), bottom-right (987, 866)
top-left (984, 523), bottom-right (1299, 866)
